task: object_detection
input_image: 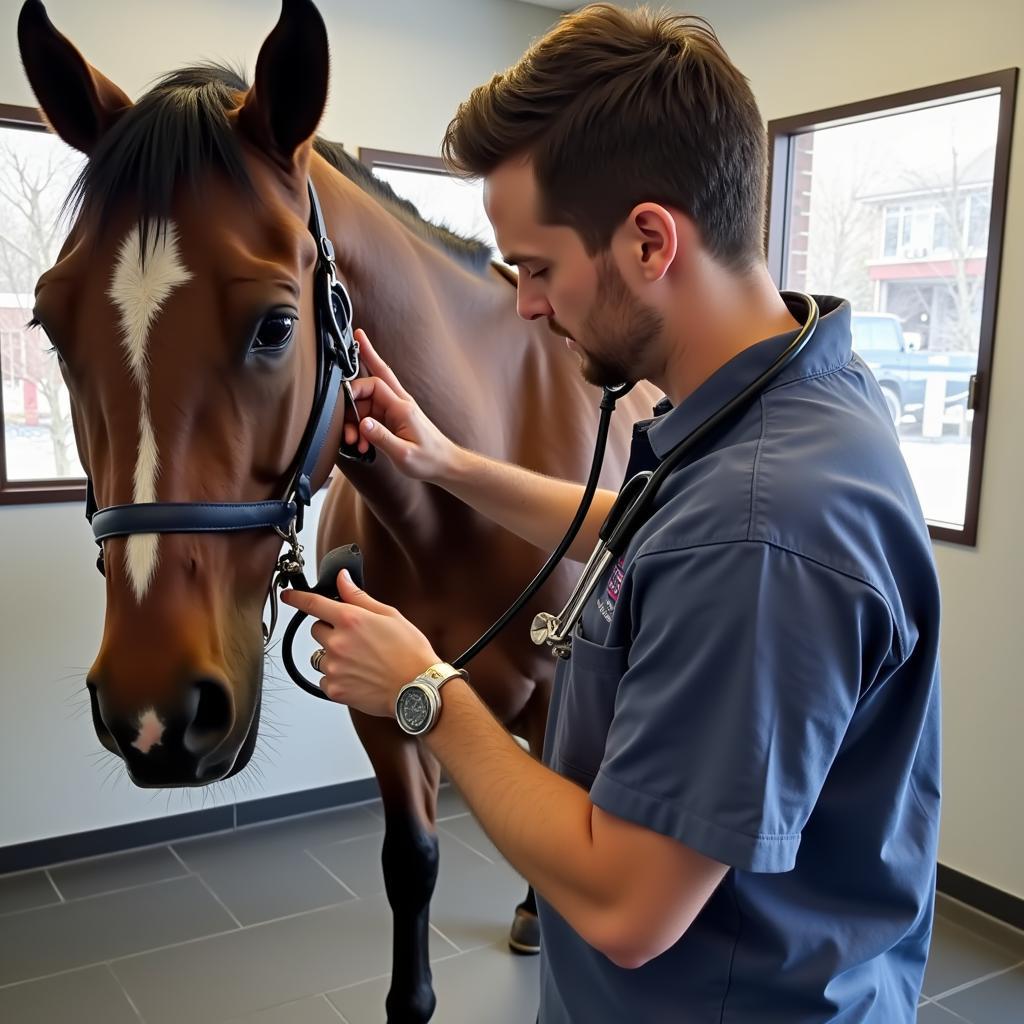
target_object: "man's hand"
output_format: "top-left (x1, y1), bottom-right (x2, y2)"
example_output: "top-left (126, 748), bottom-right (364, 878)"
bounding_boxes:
top-left (280, 569), bottom-right (440, 718)
top-left (345, 329), bottom-right (460, 481)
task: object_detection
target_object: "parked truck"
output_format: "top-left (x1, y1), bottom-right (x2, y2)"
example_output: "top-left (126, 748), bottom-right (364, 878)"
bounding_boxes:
top-left (850, 312), bottom-right (976, 428)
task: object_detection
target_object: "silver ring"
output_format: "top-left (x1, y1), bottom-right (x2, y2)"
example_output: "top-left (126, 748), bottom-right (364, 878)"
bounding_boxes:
top-left (310, 648), bottom-right (327, 673)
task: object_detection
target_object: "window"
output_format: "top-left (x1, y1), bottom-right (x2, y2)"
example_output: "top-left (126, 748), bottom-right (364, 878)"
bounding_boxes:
top-left (358, 148), bottom-right (497, 254)
top-left (767, 70), bottom-right (1017, 545)
top-left (0, 104), bottom-right (86, 504)
top-left (1, 329), bottom-right (28, 384)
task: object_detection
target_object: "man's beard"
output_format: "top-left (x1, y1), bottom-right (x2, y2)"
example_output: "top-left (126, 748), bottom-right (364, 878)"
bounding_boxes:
top-left (569, 255), bottom-right (664, 389)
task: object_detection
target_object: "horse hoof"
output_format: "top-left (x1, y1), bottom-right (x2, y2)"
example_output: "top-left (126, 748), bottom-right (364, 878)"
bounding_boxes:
top-left (508, 907), bottom-right (541, 956)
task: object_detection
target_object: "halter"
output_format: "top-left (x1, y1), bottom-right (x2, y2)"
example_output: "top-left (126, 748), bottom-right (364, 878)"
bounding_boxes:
top-left (85, 180), bottom-right (373, 648)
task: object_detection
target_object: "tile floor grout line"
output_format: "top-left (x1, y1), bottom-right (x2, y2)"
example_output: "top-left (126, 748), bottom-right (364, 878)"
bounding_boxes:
top-left (430, 947), bottom-right (471, 965)
top-left (303, 829), bottom-right (386, 856)
top-left (436, 810), bottom-right (472, 823)
top-left (320, 993), bottom-right (351, 1023)
top-left (0, 962), bottom-right (110, 993)
top-left (927, 957), bottom-right (1024, 1003)
top-left (187, 867), bottom-right (245, 931)
top-left (0, 899), bottom-right (63, 922)
top-left (327, 969), bottom-right (393, 994)
top-left (104, 962), bottom-right (147, 1024)
top-left (428, 920), bottom-right (463, 954)
top-left (304, 849), bottom-right (361, 901)
top-left (437, 824), bottom-right (495, 866)
top-left (165, 845), bottom-right (191, 874)
top-left (166, 841), bottom-right (246, 932)
top-left (43, 868), bottom-right (66, 903)
top-left (103, 922), bottom-right (243, 967)
top-left (922, 997), bottom-right (973, 1022)
top-left (0, 872), bottom-right (196, 921)
top-left (0, 919), bottom-right (246, 992)
top-left (104, 893), bottom-right (385, 968)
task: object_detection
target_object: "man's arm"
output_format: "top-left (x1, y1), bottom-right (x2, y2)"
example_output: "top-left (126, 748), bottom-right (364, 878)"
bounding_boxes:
top-left (426, 676), bottom-right (728, 969)
top-left (440, 445), bottom-right (616, 562)
top-left (281, 570), bottom-right (728, 970)
top-left (346, 330), bottom-right (616, 562)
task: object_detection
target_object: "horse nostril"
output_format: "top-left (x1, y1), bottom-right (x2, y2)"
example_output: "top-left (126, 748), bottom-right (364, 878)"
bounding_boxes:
top-left (183, 678), bottom-right (235, 757)
top-left (86, 680), bottom-right (120, 755)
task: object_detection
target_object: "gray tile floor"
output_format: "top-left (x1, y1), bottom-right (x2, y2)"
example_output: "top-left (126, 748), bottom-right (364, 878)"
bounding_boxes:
top-left (0, 790), bottom-right (1020, 1022)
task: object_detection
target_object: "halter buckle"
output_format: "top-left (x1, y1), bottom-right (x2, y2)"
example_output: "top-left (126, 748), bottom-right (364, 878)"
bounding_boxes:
top-left (273, 520), bottom-right (305, 575)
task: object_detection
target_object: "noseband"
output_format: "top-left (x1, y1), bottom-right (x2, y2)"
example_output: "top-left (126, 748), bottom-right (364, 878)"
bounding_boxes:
top-left (85, 181), bottom-right (371, 696)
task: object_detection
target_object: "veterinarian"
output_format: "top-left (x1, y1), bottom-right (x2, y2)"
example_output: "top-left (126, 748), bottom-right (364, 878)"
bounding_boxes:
top-left (283, 5), bottom-right (941, 1020)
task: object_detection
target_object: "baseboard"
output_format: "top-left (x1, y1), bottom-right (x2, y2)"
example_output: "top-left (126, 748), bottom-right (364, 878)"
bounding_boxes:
top-left (0, 777), bottom-right (379, 876)
top-left (937, 862), bottom-right (1024, 932)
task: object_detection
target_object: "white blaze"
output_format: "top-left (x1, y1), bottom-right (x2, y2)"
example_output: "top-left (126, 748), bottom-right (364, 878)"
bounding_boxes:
top-left (131, 707), bottom-right (166, 755)
top-left (108, 223), bottom-right (192, 600)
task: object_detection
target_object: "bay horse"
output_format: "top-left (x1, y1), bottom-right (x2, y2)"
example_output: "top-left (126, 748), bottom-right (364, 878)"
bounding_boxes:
top-left (18, 0), bottom-right (655, 1019)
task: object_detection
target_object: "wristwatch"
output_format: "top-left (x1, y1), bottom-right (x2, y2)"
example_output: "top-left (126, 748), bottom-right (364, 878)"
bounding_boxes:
top-left (395, 662), bottom-right (467, 736)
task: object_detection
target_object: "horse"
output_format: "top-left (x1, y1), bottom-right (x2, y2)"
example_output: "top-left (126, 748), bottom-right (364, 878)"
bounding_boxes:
top-left (17, 0), bottom-right (656, 1019)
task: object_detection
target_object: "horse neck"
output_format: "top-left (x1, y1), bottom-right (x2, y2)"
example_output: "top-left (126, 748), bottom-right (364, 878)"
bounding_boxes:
top-left (315, 159), bottom-right (522, 527)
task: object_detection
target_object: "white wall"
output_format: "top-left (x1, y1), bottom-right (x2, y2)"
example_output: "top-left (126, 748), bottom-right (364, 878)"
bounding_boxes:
top-left (667, 0), bottom-right (1024, 900)
top-left (0, 0), bottom-right (556, 848)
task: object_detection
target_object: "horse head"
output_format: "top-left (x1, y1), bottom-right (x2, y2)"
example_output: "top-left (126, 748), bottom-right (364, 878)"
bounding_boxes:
top-left (18, 0), bottom-right (342, 786)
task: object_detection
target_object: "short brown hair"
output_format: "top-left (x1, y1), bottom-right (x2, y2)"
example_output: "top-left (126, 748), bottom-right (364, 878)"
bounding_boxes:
top-left (443, 4), bottom-right (767, 271)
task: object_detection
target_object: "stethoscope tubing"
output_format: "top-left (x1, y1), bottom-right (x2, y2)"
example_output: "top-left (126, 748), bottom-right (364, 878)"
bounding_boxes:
top-left (454, 292), bottom-right (819, 666)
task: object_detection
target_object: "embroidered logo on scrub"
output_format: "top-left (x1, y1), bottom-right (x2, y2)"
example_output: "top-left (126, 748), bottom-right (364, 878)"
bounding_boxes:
top-left (597, 556), bottom-right (626, 623)
top-left (607, 557), bottom-right (625, 603)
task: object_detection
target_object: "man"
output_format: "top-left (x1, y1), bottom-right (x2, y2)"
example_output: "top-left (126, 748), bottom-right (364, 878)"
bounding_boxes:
top-left (282, 5), bottom-right (941, 1021)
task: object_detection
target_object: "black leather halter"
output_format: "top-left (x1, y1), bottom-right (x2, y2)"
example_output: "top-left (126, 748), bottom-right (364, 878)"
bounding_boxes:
top-left (85, 180), bottom-right (372, 660)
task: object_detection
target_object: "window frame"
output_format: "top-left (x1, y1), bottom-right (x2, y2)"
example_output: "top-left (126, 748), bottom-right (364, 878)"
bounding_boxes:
top-left (0, 103), bottom-right (86, 505)
top-left (766, 69), bottom-right (1018, 547)
top-left (358, 147), bottom-right (448, 176)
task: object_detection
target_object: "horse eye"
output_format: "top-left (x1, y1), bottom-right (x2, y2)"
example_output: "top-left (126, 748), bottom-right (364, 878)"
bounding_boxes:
top-left (251, 313), bottom-right (296, 353)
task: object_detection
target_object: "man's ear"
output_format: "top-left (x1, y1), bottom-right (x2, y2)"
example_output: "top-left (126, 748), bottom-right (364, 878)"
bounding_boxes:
top-left (623, 203), bottom-right (678, 283)
top-left (235, 0), bottom-right (330, 172)
top-left (18, 0), bottom-right (133, 155)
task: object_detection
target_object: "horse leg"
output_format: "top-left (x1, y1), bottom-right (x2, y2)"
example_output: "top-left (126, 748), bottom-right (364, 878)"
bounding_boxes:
top-left (507, 680), bottom-right (550, 956)
top-left (352, 711), bottom-right (442, 1024)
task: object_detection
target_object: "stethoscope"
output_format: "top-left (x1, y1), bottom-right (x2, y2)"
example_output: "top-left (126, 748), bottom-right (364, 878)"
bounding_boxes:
top-left (281, 292), bottom-right (819, 691)
top-left (447, 291), bottom-right (820, 668)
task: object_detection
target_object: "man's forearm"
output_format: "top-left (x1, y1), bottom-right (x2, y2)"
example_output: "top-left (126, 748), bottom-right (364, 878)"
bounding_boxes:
top-left (425, 677), bottom-right (617, 941)
top-left (439, 446), bottom-right (615, 562)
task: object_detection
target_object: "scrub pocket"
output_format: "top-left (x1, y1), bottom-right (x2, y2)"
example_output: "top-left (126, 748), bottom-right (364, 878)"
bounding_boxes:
top-left (552, 631), bottom-right (628, 787)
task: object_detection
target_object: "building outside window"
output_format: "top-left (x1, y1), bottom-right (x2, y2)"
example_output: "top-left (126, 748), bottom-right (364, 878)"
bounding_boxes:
top-left (768, 71), bottom-right (1017, 544)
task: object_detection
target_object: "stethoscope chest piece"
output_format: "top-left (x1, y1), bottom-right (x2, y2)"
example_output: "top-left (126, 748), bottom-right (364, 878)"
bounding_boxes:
top-left (530, 611), bottom-right (573, 659)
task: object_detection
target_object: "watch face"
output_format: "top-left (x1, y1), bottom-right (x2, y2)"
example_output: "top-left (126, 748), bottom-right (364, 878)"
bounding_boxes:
top-left (397, 685), bottom-right (433, 734)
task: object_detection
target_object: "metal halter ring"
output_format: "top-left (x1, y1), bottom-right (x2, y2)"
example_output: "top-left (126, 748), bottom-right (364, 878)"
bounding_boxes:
top-left (310, 648), bottom-right (328, 674)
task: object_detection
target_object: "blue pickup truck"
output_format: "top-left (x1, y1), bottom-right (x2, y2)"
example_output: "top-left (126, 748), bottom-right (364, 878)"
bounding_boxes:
top-left (850, 313), bottom-right (976, 426)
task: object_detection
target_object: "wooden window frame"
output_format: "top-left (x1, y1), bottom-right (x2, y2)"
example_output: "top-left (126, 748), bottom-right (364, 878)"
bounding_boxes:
top-left (766, 69), bottom-right (1018, 547)
top-left (0, 103), bottom-right (86, 506)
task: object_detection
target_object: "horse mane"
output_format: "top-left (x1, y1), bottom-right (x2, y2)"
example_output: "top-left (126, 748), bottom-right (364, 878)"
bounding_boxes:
top-left (66, 63), bottom-right (493, 272)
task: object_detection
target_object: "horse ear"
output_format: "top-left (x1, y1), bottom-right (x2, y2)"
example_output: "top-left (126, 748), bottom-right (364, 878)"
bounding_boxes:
top-left (17, 0), bottom-right (132, 156)
top-left (236, 0), bottom-right (330, 168)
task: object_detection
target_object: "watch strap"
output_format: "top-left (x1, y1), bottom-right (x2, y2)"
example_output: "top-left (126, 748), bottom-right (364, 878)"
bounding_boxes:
top-left (416, 662), bottom-right (468, 691)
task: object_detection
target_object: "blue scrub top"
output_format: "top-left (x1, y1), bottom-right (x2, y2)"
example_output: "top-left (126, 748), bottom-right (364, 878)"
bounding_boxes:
top-left (539, 295), bottom-right (941, 1023)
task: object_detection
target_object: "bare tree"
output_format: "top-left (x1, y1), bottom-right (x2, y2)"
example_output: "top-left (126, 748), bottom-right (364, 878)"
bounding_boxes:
top-left (0, 137), bottom-right (83, 476)
top-left (804, 150), bottom-right (881, 310)
top-left (896, 146), bottom-right (990, 352)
